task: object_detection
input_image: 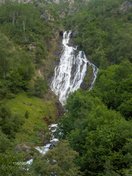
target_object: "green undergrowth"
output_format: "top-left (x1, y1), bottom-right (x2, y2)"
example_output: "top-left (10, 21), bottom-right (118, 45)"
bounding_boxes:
top-left (82, 65), bottom-right (93, 89)
top-left (4, 93), bottom-right (57, 145)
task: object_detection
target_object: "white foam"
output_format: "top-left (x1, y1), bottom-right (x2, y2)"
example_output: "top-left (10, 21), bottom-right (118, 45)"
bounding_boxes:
top-left (51, 31), bottom-right (98, 105)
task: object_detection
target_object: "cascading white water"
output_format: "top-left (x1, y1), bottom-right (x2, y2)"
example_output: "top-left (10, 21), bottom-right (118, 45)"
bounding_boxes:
top-left (24, 31), bottom-right (98, 167)
top-left (35, 124), bottom-right (58, 155)
top-left (22, 124), bottom-right (58, 167)
top-left (51, 31), bottom-right (98, 105)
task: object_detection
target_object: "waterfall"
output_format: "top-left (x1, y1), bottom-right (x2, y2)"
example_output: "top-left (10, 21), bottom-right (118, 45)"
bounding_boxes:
top-left (51, 31), bottom-right (98, 105)
top-left (24, 31), bottom-right (98, 167)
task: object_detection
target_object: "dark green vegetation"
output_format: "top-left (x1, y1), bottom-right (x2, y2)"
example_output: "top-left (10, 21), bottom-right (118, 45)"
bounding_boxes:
top-left (30, 140), bottom-right (81, 176)
top-left (95, 60), bottom-right (132, 120)
top-left (0, 1), bottom-right (59, 175)
top-left (65, 0), bottom-right (132, 67)
top-left (59, 89), bottom-right (132, 176)
top-left (58, 0), bottom-right (132, 175)
top-left (0, 0), bottom-right (132, 176)
top-left (0, 1), bottom-right (56, 98)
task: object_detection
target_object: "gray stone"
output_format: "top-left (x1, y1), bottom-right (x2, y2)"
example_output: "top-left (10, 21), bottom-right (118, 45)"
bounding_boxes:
top-left (120, 1), bottom-right (132, 12)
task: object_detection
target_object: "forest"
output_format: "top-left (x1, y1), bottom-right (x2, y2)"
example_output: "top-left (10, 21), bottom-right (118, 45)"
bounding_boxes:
top-left (0, 0), bottom-right (132, 176)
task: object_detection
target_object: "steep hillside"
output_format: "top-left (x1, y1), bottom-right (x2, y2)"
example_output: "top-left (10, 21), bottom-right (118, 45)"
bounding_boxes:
top-left (64, 0), bottom-right (132, 67)
top-left (0, 0), bottom-right (61, 163)
top-left (0, 0), bottom-right (132, 176)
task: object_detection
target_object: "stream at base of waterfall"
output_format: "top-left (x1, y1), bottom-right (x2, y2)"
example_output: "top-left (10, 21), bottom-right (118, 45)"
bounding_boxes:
top-left (25, 31), bottom-right (98, 166)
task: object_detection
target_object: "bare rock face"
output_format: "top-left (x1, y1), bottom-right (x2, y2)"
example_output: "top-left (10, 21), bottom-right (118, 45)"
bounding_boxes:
top-left (120, 1), bottom-right (132, 12)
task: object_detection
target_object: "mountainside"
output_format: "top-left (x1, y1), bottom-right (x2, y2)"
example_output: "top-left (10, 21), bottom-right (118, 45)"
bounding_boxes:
top-left (0, 0), bottom-right (132, 176)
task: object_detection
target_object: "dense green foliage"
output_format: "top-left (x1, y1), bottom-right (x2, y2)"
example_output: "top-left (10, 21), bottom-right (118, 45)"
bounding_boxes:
top-left (0, 1), bottom-right (59, 175)
top-left (0, 2), bottom-right (51, 50)
top-left (0, 105), bottom-right (23, 139)
top-left (94, 60), bottom-right (132, 119)
top-left (57, 0), bottom-right (132, 175)
top-left (30, 140), bottom-right (81, 176)
top-left (0, 105), bottom-right (29, 176)
top-left (65, 0), bottom-right (132, 67)
top-left (0, 32), bottom-right (34, 98)
top-left (0, 0), bottom-right (131, 175)
top-left (59, 91), bottom-right (132, 176)
top-left (0, 1), bottom-right (58, 99)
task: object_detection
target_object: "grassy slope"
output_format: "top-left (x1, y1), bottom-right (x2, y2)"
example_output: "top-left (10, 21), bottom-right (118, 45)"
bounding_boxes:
top-left (5, 93), bottom-right (57, 145)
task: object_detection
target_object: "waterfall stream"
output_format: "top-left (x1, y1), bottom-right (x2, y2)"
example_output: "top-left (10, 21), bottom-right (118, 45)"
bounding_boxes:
top-left (51, 31), bottom-right (98, 105)
top-left (25, 30), bottom-right (98, 167)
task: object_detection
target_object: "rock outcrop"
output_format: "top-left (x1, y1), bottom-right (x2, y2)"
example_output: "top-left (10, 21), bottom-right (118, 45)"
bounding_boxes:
top-left (120, 1), bottom-right (132, 12)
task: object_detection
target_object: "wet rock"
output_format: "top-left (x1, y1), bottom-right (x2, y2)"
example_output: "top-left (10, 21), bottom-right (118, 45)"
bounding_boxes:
top-left (71, 30), bottom-right (78, 38)
top-left (59, 31), bottom-right (64, 37)
top-left (55, 101), bottom-right (64, 117)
